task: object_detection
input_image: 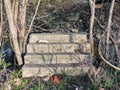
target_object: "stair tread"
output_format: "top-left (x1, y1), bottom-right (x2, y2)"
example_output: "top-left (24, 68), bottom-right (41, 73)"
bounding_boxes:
top-left (22, 64), bottom-right (92, 77)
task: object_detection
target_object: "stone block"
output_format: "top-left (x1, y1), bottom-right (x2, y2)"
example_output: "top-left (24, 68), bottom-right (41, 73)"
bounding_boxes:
top-left (29, 33), bottom-right (70, 43)
top-left (73, 32), bottom-right (87, 43)
top-left (22, 64), bottom-right (91, 77)
top-left (29, 33), bottom-right (88, 43)
top-left (80, 43), bottom-right (91, 53)
top-left (71, 29), bottom-right (79, 33)
top-left (27, 43), bottom-right (79, 53)
top-left (24, 54), bottom-right (92, 65)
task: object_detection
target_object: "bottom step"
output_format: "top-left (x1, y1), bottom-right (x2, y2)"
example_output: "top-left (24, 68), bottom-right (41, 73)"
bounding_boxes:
top-left (22, 64), bottom-right (92, 77)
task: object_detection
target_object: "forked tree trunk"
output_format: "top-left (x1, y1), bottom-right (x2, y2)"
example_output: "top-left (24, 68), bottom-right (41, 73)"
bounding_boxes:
top-left (4, 0), bottom-right (23, 65)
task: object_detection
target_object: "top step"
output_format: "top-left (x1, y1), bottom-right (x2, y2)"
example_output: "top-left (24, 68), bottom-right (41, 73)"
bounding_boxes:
top-left (29, 33), bottom-right (88, 43)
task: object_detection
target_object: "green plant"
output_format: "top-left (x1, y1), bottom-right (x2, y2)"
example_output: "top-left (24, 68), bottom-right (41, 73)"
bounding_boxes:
top-left (89, 82), bottom-right (99, 90)
top-left (0, 57), bottom-right (11, 70)
top-left (105, 78), bottom-right (114, 89)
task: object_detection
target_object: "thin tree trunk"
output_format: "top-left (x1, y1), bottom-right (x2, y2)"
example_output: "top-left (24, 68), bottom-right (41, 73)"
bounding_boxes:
top-left (12, 0), bottom-right (19, 23)
top-left (20, 0), bottom-right (28, 53)
top-left (0, 0), bottom-right (2, 46)
top-left (89, 0), bottom-right (95, 57)
top-left (106, 0), bottom-right (115, 59)
top-left (4, 0), bottom-right (23, 65)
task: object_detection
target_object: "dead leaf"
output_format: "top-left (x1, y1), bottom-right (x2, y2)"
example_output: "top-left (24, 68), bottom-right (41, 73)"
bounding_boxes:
top-left (13, 78), bottom-right (21, 86)
top-left (50, 74), bottom-right (63, 84)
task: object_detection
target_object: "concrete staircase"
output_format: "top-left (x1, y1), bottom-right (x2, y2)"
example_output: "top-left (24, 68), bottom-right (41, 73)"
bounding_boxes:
top-left (22, 32), bottom-right (93, 77)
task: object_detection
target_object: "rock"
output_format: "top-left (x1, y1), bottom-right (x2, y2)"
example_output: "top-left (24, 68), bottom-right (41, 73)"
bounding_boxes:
top-left (71, 29), bottom-right (79, 33)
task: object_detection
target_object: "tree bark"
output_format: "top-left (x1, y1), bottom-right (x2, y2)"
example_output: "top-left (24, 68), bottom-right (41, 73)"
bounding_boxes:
top-left (4, 0), bottom-right (23, 65)
top-left (20, 0), bottom-right (28, 53)
top-left (12, 0), bottom-right (19, 23)
top-left (89, 0), bottom-right (96, 57)
top-left (0, 0), bottom-right (2, 46)
top-left (106, 0), bottom-right (115, 59)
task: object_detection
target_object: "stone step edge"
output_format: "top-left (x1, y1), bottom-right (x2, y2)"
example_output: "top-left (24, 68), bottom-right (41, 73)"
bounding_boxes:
top-left (22, 65), bottom-right (92, 77)
top-left (23, 63), bottom-right (93, 67)
top-left (24, 53), bottom-right (92, 64)
top-left (27, 43), bottom-right (91, 54)
top-left (25, 52), bottom-right (91, 55)
top-left (29, 32), bottom-right (88, 43)
top-left (29, 32), bottom-right (88, 35)
top-left (28, 42), bottom-right (89, 44)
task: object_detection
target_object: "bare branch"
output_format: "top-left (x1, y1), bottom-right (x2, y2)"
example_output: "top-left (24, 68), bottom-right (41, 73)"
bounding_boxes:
top-left (23, 0), bottom-right (41, 53)
top-left (106, 0), bottom-right (115, 59)
top-left (0, 0), bottom-right (3, 46)
top-left (89, 0), bottom-right (96, 56)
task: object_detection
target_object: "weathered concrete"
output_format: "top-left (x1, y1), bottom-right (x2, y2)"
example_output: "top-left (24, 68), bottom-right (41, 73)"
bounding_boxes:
top-left (24, 54), bottom-right (92, 64)
top-left (22, 65), bottom-right (91, 77)
top-left (27, 43), bottom-right (91, 53)
top-left (80, 43), bottom-right (91, 53)
top-left (29, 33), bottom-right (88, 43)
top-left (22, 32), bottom-right (92, 77)
top-left (73, 33), bottom-right (88, 43)
top-left (27, 43), bottom-right (79, 53)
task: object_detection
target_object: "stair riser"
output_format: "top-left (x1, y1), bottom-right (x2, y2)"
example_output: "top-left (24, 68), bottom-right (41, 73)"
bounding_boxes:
top-left (27, 43), bottom-right (91, 53)
top-left (22, 65), bottom-right (92, 77)
top-left (24, 54), bottom-right (92, 64)
top-left (29, 33), bottom-right (88, 43)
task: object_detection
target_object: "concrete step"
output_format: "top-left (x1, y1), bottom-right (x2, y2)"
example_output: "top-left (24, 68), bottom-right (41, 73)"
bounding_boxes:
top-left (29, 33), bottom-right (88, 43)
top-left (22, 64), bottom-right (92, 77)
top-left (24, 53), bottom-right (92, 65)
top-left (27, 43), bottom-right (78, 53)
top-left (27, 43), bottom-right (91, 53)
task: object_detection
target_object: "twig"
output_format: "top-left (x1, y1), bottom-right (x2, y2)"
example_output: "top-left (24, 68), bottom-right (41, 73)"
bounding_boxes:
top-left (95, 17), bottom-right (105, 30)
top-left (23, 0), bottom-right (41, 53)
top-left (36, 9), bottom-right (57, 19)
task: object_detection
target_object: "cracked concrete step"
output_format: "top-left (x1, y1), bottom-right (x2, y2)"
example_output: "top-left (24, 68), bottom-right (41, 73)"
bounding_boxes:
top-left (29, 33), bottom-right (88, 43)
top-left (27, 43), bottom-right (91, 53)
top-left (24, 53), bottom-right (92, 65)
top-left (22, 64), bottom-right (92, 77)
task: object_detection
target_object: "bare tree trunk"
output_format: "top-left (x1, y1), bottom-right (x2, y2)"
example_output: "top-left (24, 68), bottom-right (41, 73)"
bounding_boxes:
top-left (12, 0), bottom-right (19, 23)
top-left (4, 0), bottom-right (23, 65)
top-left (89, 0), bottom-right (96, 57)
top-left (0, 0), bottom-right (2, 46)
top-left (106, 0), bottom-right (115, 59)
top-left (20, 0), bottom-right (28, 53)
